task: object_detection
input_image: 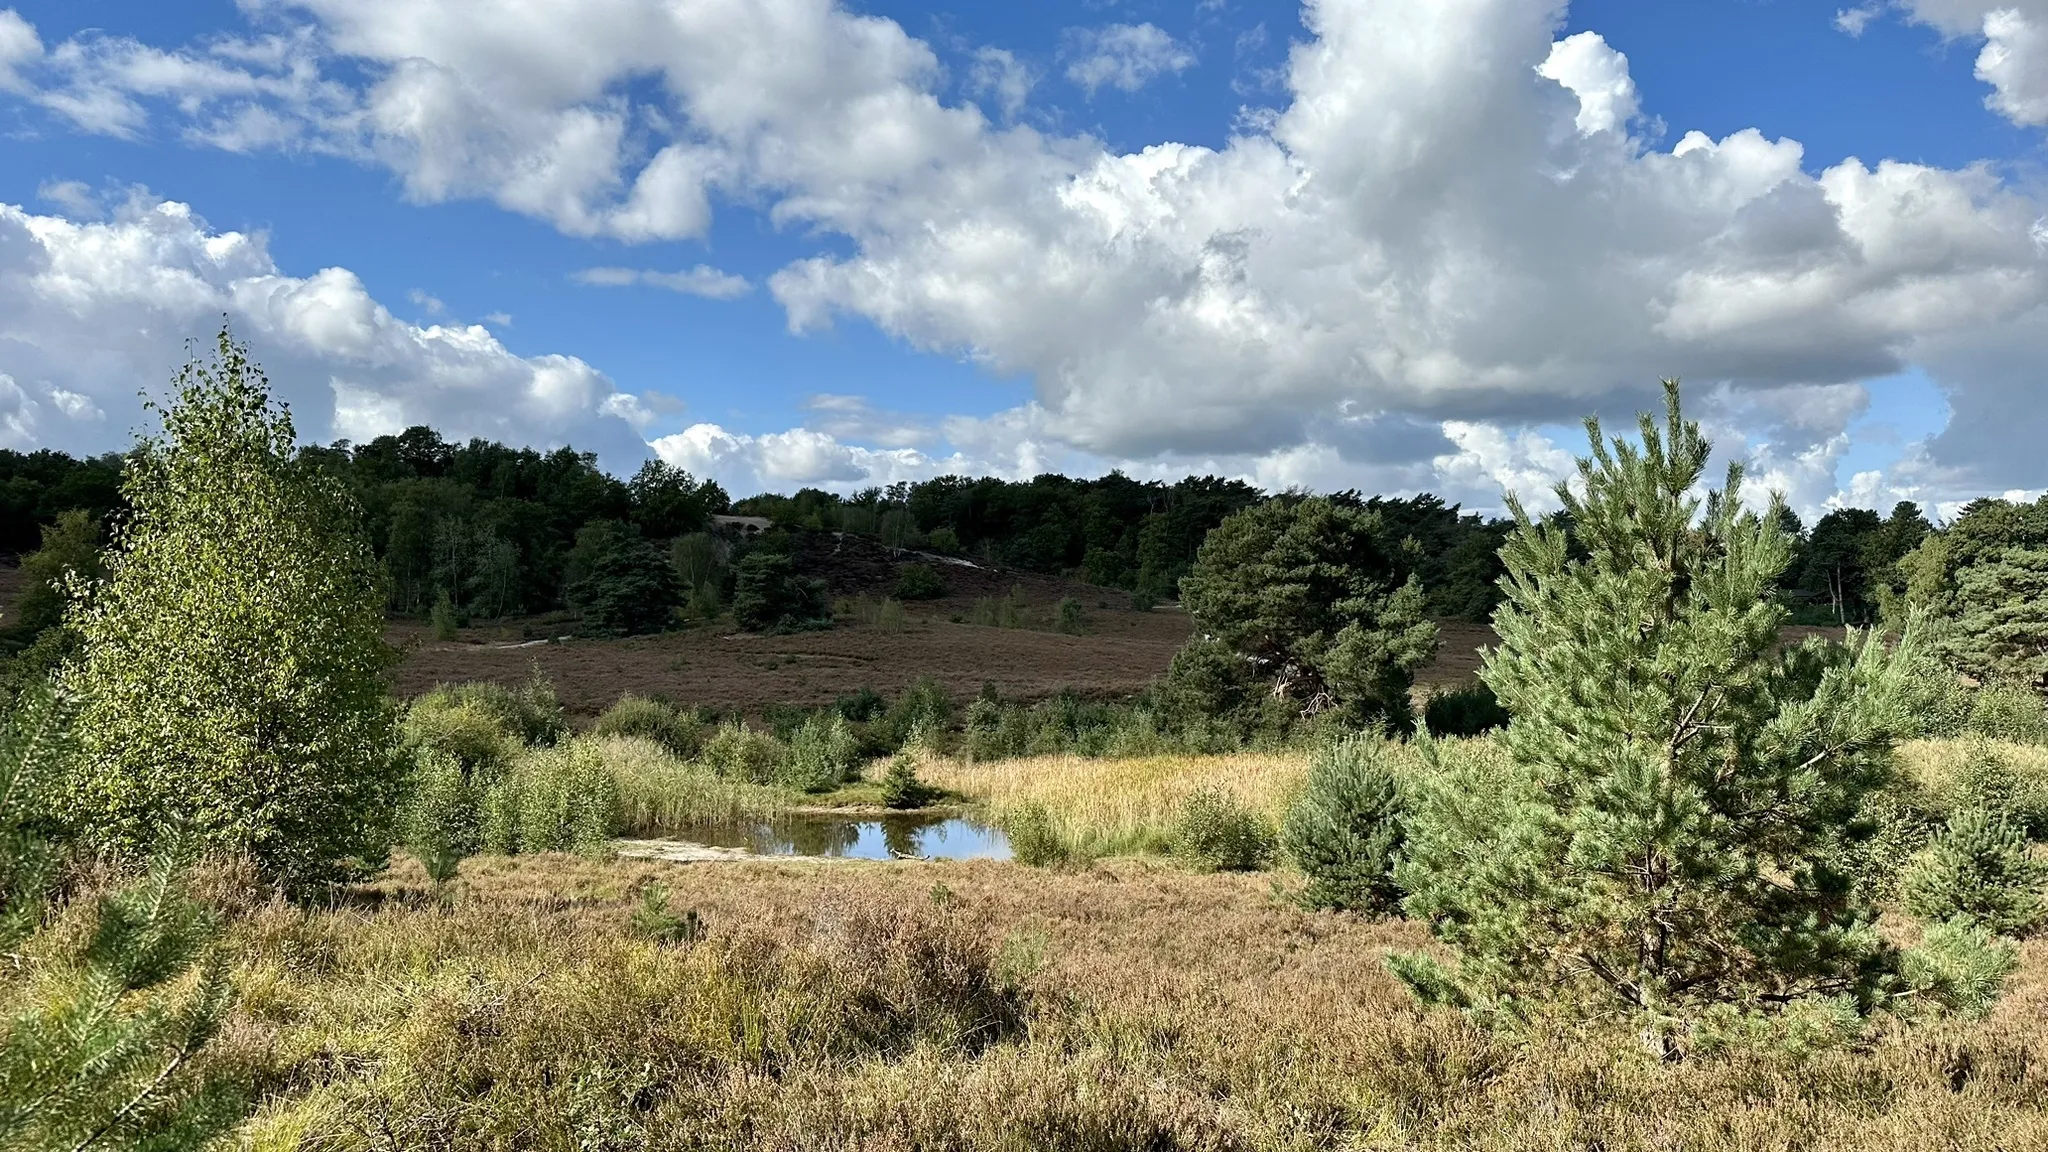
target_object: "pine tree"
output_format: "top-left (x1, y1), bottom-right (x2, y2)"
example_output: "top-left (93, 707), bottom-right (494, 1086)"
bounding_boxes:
top-left (1395, 381), bottom-right (1918, 1033)
top-left (1901, 808), bottom-right (2048, 938)
top-left (0, 685), bottom-right (245, 1150)
top-left (1281, 736), bottom-right (1407, 915)
top-left (58, 328), bottom-right (403, 889)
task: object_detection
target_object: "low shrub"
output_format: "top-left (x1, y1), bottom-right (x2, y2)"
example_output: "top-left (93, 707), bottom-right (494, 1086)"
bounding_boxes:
top-left (1901, 807), bottom-right (2048, 937)
top-left (1423, 682), bottom-right (1509, 737)
top-left (592, 695), bottom-right (704, 759)
top-left (893, 562), bottom-right (947, 601)
top-left (402, 695), bottom-right (521, 778)
top-left (781, 713), bottom-right (862, 792)
top-left (1969, 680), bottom-right (2048, 744)
top-left (400, 747), bottom-right (479, 883)
top-left (1940, 740), bottom-right (2048, 838)
top-left (1001, 802), bottom-right (1075, 868)
top-left (483, 741), bottom-right (621, 855)
top-left (1901, 915), bottom-right (2021, 1020)
top-left (600, 735), bottom-right (788, 835)
top-left (698, 720), bottom-right (787, 784)
top-left (1171, 788), bottom-right (1275, 872)
top-left (411, 672), bottom-right (567, 748)
top-left (880, 753), bottom-right (936, 809)
top-left (1054, 597), bottom-right (1088, 635)
top-left (1281, 736), bottom-right (1408, 914)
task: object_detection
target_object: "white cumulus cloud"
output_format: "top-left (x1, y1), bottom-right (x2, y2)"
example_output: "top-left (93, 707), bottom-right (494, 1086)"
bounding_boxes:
top-left (1062, 23), bottom-right (1197, 96)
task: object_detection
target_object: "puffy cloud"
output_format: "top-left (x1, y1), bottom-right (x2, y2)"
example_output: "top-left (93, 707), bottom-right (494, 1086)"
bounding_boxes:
top-left (573, 264), bottom-right (752, 298)
top-left (0, 0), bottom-right (2044, 515)
top-left (968, 47), bottom-right (1033, 120)
top-left (649, 422), bottom-right (949, 493)
top-left (0, 196), bottom-right (651, 464)
top-left (1895, 1), bottom-right (2048, 126)
top-left (1061, 23), bottom-right (1197, 96)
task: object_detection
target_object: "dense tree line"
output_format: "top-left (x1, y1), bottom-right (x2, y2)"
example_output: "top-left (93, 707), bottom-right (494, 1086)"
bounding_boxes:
top-left (4, 434), bottom-right (1518, 628)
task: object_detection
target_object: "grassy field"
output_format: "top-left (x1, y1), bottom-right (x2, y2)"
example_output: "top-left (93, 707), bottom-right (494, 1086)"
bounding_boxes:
top-left (157, 736), bottom-right (2048, 1149)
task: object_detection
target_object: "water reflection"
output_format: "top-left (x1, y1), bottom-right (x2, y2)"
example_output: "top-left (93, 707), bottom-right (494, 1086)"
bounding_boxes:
top-left (669, 812), bottom-right (1011, 861)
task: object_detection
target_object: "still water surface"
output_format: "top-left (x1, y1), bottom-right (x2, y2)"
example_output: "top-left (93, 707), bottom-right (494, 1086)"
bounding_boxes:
top-left (667, 811), bottom-right (1011, 861)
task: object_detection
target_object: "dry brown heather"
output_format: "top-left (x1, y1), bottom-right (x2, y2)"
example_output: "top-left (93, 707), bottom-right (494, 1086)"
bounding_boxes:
top-left (209, 838), bottom-right (2048, 1151)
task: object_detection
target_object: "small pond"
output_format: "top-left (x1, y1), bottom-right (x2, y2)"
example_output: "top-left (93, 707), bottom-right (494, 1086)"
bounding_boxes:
top-left (665, 811), bottom-right (1011, 862)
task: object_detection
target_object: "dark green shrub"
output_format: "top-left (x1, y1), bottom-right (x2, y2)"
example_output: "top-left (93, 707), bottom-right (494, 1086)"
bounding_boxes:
top-left (569, 532), bottom-right (680, 638)
top-left (881, 753), bottom-right (936, 809)
top-left (732, 553), bottom-right (832, 633)
top-left (876, 676), bottom-right (953, 752)
top-left (1129, 587), bottom-right (1156, 613)
top-left (1423, 682), bottom-right (1509, 737)
top-left (1281, 736), bottom-right (1407, 914)
top-left (1171, 788), bottom-right (1275, 872)
top-left (1054, 597), bottom-right (1088, 635)
top-left (593, 695), bottom-right (704, 759)
top-left (430, 589), bottom-right (458, 640)
top-left (893, 562), bottom-right (947, 601)
top-left (1902, 808), bottom-right (2048, 937)
top-left (835, 687), bottom-right (888, 723)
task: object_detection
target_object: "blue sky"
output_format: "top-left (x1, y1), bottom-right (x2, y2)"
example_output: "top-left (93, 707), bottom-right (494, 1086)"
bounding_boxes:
top-left (0, 0), bottom-right (2043, 515)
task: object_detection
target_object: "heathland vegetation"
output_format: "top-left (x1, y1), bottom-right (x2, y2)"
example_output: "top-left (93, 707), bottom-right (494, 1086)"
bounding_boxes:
top-left (5, 337), bottom-right (2048, 1148)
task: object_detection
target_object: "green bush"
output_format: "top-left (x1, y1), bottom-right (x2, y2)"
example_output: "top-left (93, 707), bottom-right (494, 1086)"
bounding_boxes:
top-left (483, 742), bottom-right (621, 856)
top-left (875, 676), bottom-right (953, 753)
top-left (780, 713), bottom-right (862, 792)
top-left (1171, 788), bottom-right (1275, 872)
top-left (1054, 597), bottom-right (1088, 635)
top-left (1968, 680), bottom-right (2048, 744)
top-left (1129, 587), bottom-right (1156, 613)
top-left (401, 696), bottom-right (522, 780)
top-left (1280, 736), bottom-right (1407, 914)
top-left (698, 720), bottom-right (786, 784)
top-left (1940, 741), bottom-right (2048, 839)
top-left (593, 695), bottom-right (704, 759)
top-left (1843, 781), bottom-right (1943, 903)
top-left (893, 562), bottom-right (947, 601)
top-left (401, 748), bottom-right (477, 883)
top-left (1422, 682), bottom-right (1509, 737)
top-left (568, 532), bottom-right (680, 638)
top-left (57, 331), bottom-right (402, 888)
top-left (881, 753), bottom-right (936, 809)
top-left (411, 673), bottom-right (567, 748)
top-left (1900, 916), bottom-right (2020, 1020)
top-left (1901, 807), bottom-right (2048, 937)
top-left (732, 553), bottom-right (832, 633)
top-left (1001, 802), bottom-right (1074, 868)
top-left (430, 589), bottom-right (458, 640)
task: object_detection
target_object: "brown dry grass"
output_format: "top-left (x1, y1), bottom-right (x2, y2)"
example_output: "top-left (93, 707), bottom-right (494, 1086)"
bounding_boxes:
top-left (216, 851), bottom-right (2048, 1150)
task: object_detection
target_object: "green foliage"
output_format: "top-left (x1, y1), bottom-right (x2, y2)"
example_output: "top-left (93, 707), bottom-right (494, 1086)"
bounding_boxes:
top-left (1281, 736), bottom-right (1407, 914)
top-left (0, 686), bottom-right (247, 1151)
top-left (627, 459), bottom-right (726, 539)
top-left (969, 587), bottom-right (1032, 629)
top-left (401, 749), bottom-right (476, 884)
top-left (1900, 916), bottom-right (2020, 1020)
top-left (1896, 495), bottom-right (2048, 691)
top-left (780, 713), bottom-right (862, 793)
top-left (1939, 741), bottom-right (2048, 838)
top-left (1968, 680), bottom-right (2048, 744)
top-left (1423, 682), bottom-right (1510, 737)
top-left (732, 552), bottom-right (833, 633)
top-left (57, 330), bottom-right (402, 889)
top-left (1900, 808), bottom-right (2047, 937)
top-left (429, 589), bottom-right (459, 640)
top-left (1001, 803), bottom-right (1075, 868)
top-left (630, 884), bottom-right (705, 947)
top-left (567, 524), bottom-right (680, 638)
top-left (1396, 382), bottom-right (1915, 1026)
top-left (483, 743), bottom-right (621, 856)
top-left (874, 676), bottom-right (953, 753)
top-left (699, 720), bottom-right (786, 784)
top-left (1170, 788), bottom-right (1275, 873)
top-left (409, 674), bottom-right (567, 752)
top-left (592, 695), bottom-right (704, 759)
top-left (893, 562), bottom-right (947, 601)
top-left (880, 753), bottom-right (936, 809)
top-left (1054, 596), bottom-right (1089, 635)
top-left (1179, 496), bottom-right (1437, 727)
top-left (4, 509), bottom-right (102, 646)
top-left (1129, 587), bottom-right (1156, 612)
top-left (1842, 781), bottom-right (1943, 903)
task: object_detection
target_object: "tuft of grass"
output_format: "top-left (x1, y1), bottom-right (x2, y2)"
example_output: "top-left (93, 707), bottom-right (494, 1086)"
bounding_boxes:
top-left (597, 734), bottom-right (794, 836)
